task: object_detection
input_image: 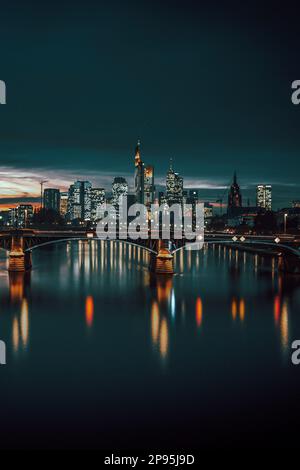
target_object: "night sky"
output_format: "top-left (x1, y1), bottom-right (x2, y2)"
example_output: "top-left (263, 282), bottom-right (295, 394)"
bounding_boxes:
top-left (0, 0), bottom-right (300, 208)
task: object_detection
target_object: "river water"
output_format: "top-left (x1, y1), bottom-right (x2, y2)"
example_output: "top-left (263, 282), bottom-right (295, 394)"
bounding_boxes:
top-left (1, 240), bottom-right (300, 449)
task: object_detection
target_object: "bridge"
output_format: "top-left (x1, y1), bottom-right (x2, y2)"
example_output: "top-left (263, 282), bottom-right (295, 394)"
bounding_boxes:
top-left (0, 229), bottom-right (300, 275)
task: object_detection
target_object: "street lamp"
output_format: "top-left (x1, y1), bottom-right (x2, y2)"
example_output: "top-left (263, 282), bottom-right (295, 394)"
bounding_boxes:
top-left (284, 213), bottom-right (288, 234)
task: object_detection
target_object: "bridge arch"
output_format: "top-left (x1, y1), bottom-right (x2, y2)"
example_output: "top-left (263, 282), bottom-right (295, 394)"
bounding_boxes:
top-left (171, 239), bottom-right (300, 256)
top-left (24, 237), bottom-right (157, 255)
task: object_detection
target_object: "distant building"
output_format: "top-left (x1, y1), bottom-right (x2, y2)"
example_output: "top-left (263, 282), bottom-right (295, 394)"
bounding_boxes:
top-left (67, 181), bottom-right (92, 221)
top-left (44, 188), bottom-right (60, 212)
top-left (144, 165), bottom-right (155, 209)
top-left (60, 192), bottom-right (68, 216)
top-left (112, 177), bottom-right (128, 208)
top-left (134, 141), bottom-right (144, 204)
top-left (292, 200), bottom-right (300, 208)
top-left (158, 191), bottom-right (167, 205)
top-left (227, 172), bottom-right (242, 216)
top-left (91, 188), bottom-right (105, 221)
top-left (204, 202), bottom-right (213, 219)
top-left (17, 205), bottom-right (33, 228)
top-left (7, 208), bottom-right (17, 227)
top-left (133, 141), bottom-right (155, 208)
top-left (256, 184), bottom-right (272, 211)
top-left (0, 210), bottom-right (10, 227)
top-left (166, 160), bottom-right (183, 205)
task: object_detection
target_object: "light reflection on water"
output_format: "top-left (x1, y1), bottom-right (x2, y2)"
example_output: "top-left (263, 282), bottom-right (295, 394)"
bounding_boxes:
top-left (0, 241), bottom-right (299, 364)
top-left (1, 240), bottom-right (300, 448)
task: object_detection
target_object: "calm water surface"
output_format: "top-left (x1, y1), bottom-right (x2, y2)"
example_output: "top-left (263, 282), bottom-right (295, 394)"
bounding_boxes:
top-left (1, 240), bottom-right (300, 449)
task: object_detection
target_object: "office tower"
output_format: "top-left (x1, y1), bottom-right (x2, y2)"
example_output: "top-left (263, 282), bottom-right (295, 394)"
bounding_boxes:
top-left (134, 140), bottom-right (145, 204)
top-left (44, 188), bottom-right (60, 212)
top-left (166, 159), bottom-right (183, 205)
top-left (227, 172), bottom-right (242, 215)
top-left (17, 204), bottom-right (33, 227)
top-left (144, 165), bottom-right (155, 209)
top-left (256, 184), bottom-right (272, 211)
top-left (60, 192), bottom-right (68, 216)
top-left (204, 202), bottom-right (213, 219)
top-left (158, 191), bottom-right (167, 205)
top-left (67, 180), bottom-right (92, 221)
top-left (112, 177), bottom-right (128, 207)
top-left (91, 188), bottom-right (106, 221)
top-left (7, 208), bottom-right (17, 227)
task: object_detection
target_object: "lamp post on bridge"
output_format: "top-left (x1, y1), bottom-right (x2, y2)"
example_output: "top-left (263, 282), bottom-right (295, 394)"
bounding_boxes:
top-left (284, 213), bottom-right (288, 234)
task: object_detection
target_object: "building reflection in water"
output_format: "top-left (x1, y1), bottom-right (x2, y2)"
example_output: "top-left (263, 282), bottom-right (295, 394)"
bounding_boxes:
top-left (274, 295), bottom-right (281, 326)
top-left (231, 297), bottom-right (237, 320)
top-left (280, 301), bottom-right (289, 351)
top-left (231, 297), bottom-right (245, 322)
top-left (195, 297), bottom-right (203, 328)
top-left (150, 275), bottom-right (173, 361)
top-left (151, 301), bottom-right (160, 344)
top-left (9, 272), bottom-right (30, 353)
top-left (159, 318), bottom-right (168, 359)
top-left (273, 290), bottom-right (290, 354)
top-left (239, 299), bottom-right (245, 322)
top-left (85, 295), bottom-right (94, 328)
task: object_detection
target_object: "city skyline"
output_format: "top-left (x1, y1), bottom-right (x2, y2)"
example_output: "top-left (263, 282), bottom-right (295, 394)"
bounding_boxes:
top-left (0, 165), bottom-right (298, 211)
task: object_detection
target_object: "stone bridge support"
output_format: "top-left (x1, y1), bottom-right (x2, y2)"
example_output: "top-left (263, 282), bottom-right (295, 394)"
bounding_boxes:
top-left (8, 232), bottom-right (32, 272)
top-left (149, 240), bottom-right (174, 274)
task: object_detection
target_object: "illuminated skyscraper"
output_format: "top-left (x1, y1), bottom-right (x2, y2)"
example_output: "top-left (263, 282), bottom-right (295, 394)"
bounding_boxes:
top-left (144, 165), bottom-right (155, 209)
top-left (112, 177), bottom-right (128, 207)
top-left (17, 205), bottom-right (33, 228)
top-left (91, 188), bottom-right (105, 221)
top-left (60, 192), bottom-right (68, 216)
top-left (256, 184), bottom-right (272, 211)
top-left (67, 180), bottom-right (92, 221)
top-left (166, 159), bottom-right (183, 205)
top-left (44, 188), bottom-right (60, 212)
top-left (227, 172), bottom-right (242, 216)
top-left (134, 140), bottom-right (145, 204)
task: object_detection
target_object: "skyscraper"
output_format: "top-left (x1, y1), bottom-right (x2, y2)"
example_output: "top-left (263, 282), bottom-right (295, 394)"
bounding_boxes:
top-left (112, 177), bottom-right (128, 207)
top-left (17, 204), bottom-right (34, 228)
top-left (227, 172), bottom-right (242, 216)
top-left (91, 188), bottom-right (105, 221)
top-left (44, 188), bottom-right (60, 212)
top-left (60, 192), bottom-right (68, 216)
top-left (166, 159), bottom-right (183, 205)
top-left (134, 140), bottom-right (144, 204)
top-left (144, 165), bottom-right (155, 209)
top-left (256, 184), bottom-right (272, 211)
top-left (67, 181), bottom-right (92, 221)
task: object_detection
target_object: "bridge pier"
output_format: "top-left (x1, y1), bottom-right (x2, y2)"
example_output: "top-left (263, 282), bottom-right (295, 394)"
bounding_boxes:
top-left (8, 233), bottom-right (31, 272)
top-left (150, 240), bottom-right (174, 274)
top-left (278, 254), bottom-right (300, 274)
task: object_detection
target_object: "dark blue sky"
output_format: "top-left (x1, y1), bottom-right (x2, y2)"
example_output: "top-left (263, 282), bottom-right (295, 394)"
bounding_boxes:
top-left (0, 0), bottom-right (300, 207)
